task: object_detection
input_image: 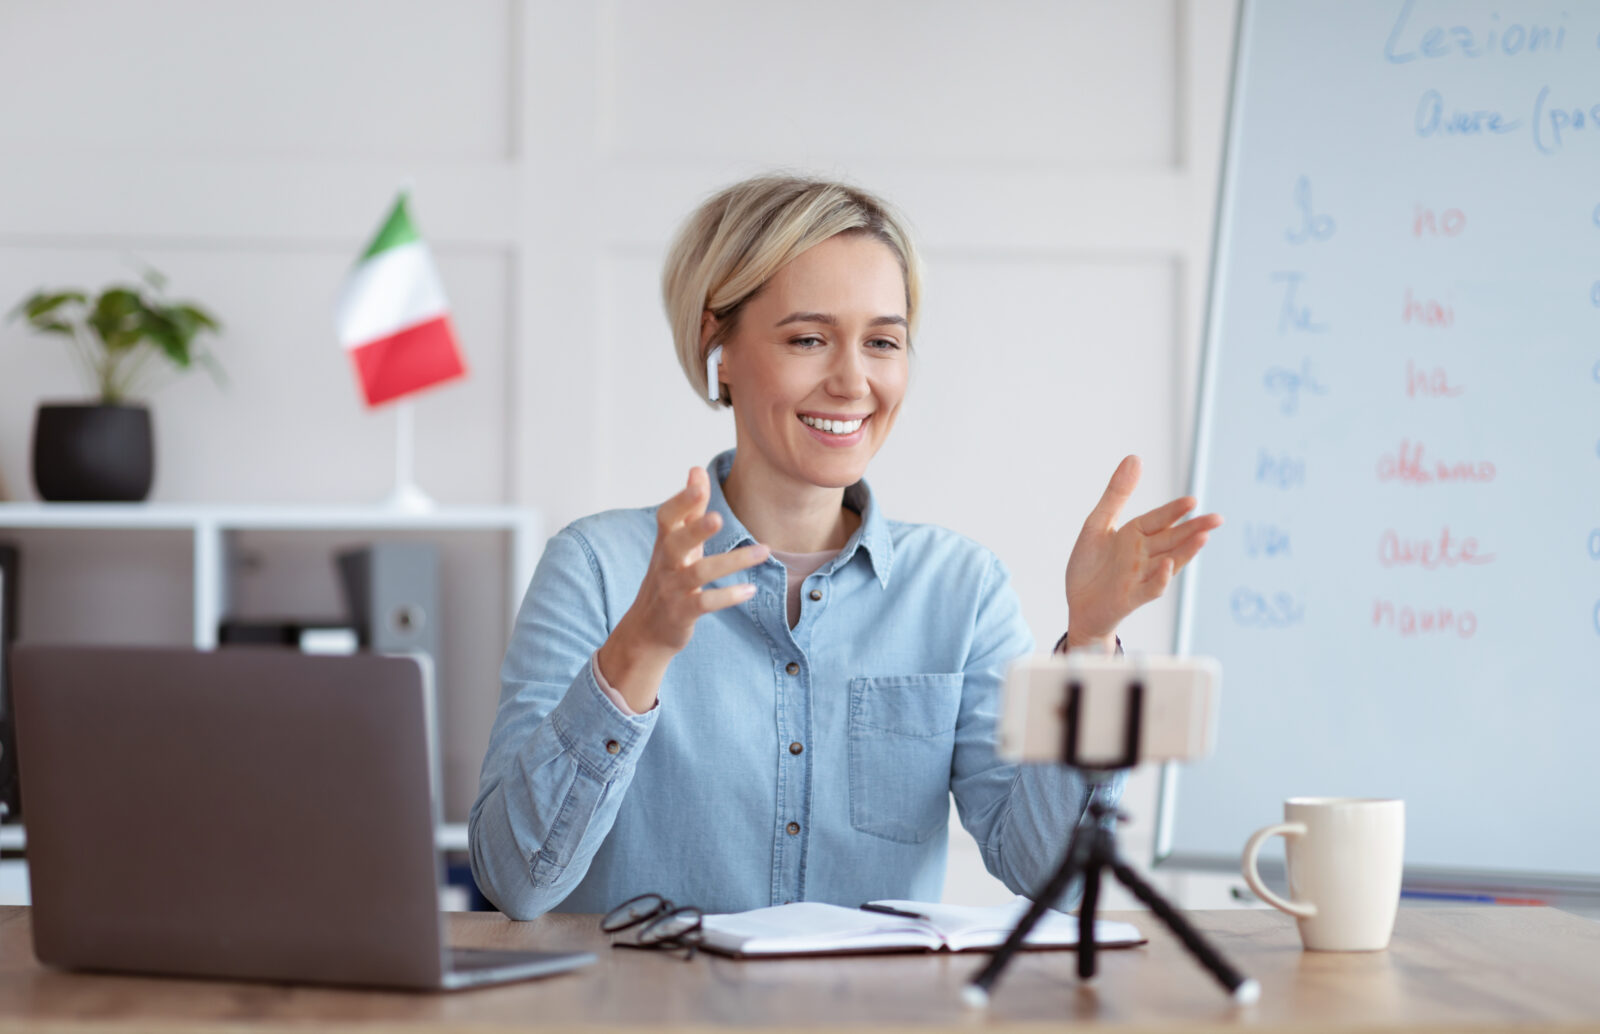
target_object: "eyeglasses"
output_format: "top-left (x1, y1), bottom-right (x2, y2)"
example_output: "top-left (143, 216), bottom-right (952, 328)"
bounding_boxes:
top-left (601, 893), bottom-right (704, 960)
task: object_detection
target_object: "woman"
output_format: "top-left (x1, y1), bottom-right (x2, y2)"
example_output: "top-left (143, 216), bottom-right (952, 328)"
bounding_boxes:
top-left (470, 176), bottom-right (1219, 920)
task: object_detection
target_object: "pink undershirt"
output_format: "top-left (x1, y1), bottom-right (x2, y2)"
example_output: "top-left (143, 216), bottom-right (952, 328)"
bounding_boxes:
top-left (594, 547), bottom-right (840, 717)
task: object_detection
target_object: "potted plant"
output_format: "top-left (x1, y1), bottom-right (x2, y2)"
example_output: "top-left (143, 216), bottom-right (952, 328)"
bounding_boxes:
top-left (8, 267), bottom-right (223, 502)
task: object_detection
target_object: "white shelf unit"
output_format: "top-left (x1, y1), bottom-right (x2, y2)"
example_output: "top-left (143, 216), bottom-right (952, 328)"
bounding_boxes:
top-left (0, 503), bottom-right (542, 649)
top-left (0, 502), bottom-right (541, 899)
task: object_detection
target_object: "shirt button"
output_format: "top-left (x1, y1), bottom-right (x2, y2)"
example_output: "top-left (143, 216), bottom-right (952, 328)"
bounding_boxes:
top-left (785, 662), bottom-right (800, 676)
top-left (786, 821), bottom-right (801, 836)
top-left (789, 741), bottom-right (803, 755)
top-left (605, 740), bottom-right (620, 755)
top-left (808, 589), bottom-right (822, 602)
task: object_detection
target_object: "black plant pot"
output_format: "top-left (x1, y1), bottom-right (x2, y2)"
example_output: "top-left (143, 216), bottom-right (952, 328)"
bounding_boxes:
top-left (31, 403), bottom-right (155, 502)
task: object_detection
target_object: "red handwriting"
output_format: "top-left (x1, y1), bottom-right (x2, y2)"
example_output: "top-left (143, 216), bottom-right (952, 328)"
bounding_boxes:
top-left (1378, 527), bottom-right (1495, 569)
top-left (1402, 288), bottom-right (1454, 327)
top-left (1376, 440), bottom-right (1496, 485)
top-left (1413, 204), bottom-right (1466, 238)
top-left (1406, 359), bottom-right (1464, 398)
top-left (1372, 599), bottom-right (1478, 638)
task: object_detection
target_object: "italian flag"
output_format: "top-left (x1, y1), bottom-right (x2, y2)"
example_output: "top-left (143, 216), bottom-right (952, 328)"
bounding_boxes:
top-left (336, 194), bottom-right (467, 407)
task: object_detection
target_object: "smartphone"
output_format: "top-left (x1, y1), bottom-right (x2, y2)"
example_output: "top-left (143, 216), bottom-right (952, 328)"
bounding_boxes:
top-left (997, 654), bottom-right (1221, 768)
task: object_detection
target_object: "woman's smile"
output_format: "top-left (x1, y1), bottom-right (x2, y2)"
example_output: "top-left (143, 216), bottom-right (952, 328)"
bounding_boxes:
top-left (798, 411), bottom-right (870, 446)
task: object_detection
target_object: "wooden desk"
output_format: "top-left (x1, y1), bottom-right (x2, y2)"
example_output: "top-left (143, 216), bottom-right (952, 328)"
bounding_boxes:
top-left (1, 905), bottom-right (1597, 1032)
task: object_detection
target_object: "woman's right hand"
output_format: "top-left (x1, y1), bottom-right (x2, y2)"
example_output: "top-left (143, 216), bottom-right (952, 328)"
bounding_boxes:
top-left (596, 466), bottom-right (770, 712)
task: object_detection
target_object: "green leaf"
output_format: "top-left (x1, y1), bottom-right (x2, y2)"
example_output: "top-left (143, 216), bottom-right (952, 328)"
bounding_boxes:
top-left (170, 302), bottom-right (221, 333)
top-left (137, 264), bottom-right (168, 293)
top-left (88, 287), bottom-right (146, 351)
top-left (163, 306), bottom-right (197, 343)
top-left (142, 309), bottom-right (191, 367)
top-left (195, 349), bottom-right (229, 389)
top-left (162, 305), bottom-right (205, 347)
top-left (9, 290), bottom-right (87, 326)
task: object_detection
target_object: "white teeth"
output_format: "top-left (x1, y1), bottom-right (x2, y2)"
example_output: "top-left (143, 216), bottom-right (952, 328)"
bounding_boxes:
top-left (801, 415), bottom-right (864, 435)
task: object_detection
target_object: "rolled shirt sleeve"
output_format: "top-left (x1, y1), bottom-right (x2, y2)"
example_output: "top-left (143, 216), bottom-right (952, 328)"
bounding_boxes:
top-left (469, 526), bottom-right (658, 919)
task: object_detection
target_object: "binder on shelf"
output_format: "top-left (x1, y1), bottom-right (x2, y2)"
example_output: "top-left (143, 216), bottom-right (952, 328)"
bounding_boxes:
top-left (0, 543), bottom-right (20, 822)
top-left (335, 543), bottom-right (441, 665)
top-left (337, 543), bottom-right (444, 814)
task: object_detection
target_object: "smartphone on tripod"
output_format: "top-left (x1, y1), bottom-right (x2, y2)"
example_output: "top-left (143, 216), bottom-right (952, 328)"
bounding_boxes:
top-left (997, 654), bottom-right (1221, 769)
top-left (970, 653), bottom-right (1256, 1007)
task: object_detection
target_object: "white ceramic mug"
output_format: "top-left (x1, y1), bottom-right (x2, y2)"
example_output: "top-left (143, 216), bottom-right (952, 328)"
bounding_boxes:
top-left (1241, 797), bottom-right (1405, 951)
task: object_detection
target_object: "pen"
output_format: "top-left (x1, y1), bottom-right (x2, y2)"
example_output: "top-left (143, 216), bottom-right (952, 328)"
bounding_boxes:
top-left (1401, 890), bottom-right (1549, 906)
top-left (859, 902), bottom-right (931, 921)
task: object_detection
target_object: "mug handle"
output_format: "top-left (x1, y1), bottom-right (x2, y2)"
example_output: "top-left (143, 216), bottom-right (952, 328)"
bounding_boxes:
top-left (1241, 822), bottom-right (1318, 918)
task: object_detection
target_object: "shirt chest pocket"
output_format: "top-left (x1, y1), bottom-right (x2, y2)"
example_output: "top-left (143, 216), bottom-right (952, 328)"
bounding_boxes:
top-left (846, 673), bottom-right (964, 844)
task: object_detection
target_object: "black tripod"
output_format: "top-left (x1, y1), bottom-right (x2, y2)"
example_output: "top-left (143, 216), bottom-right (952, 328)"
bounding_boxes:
top-left (964, 680), bottom-right (1259, 1006)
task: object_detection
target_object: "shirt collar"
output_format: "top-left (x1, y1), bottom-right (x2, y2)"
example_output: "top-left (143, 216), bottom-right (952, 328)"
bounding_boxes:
top-left (704, 448), bottom-right (893, 589)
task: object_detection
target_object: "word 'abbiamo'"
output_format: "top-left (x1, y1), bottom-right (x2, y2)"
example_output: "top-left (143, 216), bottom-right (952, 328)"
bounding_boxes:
top-left (1376, 440), bottom-right (1495, 485)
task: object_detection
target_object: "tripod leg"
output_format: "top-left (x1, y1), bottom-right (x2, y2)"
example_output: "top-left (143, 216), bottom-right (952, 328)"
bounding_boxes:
top-left (965, 819), bottom-right (1090, 1004)
top-left (1109, 857), bottom-right (1260, 1004)
top-left (1076, 844), bottom-right (1101, 981)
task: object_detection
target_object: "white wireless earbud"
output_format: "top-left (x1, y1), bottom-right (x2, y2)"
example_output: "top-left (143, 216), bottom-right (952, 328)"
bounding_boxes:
top-left (705, 345), bottom-right (723, 402)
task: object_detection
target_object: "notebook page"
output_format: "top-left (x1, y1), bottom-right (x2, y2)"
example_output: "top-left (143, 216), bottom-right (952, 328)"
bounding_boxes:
top-left (699, 902), bottom-right (942, 955)
top-left (870, 897), bottom-right (1143, 952)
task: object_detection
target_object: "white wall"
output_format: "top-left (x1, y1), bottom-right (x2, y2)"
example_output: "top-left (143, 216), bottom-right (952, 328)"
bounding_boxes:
top-left (0, 0), bottom-right (1240, 906)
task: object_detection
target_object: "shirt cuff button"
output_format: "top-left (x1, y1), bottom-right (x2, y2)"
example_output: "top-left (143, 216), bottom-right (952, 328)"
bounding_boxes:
top-left (605, 739), bottom-right (621, 755)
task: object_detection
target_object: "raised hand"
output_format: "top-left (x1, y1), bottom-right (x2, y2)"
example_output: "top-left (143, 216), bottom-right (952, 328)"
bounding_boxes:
top-left (1063, 455), bottom-right (1222, 650)
top-left (597, 467), bottom-right (770, 710)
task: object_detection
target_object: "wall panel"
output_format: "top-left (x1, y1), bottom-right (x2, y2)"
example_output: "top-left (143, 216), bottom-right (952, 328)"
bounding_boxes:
top-left (602, 0), bottom-right (1177, 169)
top-left (0, 0), bottom-right (514, 161)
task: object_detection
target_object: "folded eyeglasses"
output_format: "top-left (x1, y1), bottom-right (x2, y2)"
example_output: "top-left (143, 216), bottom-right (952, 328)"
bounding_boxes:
top-left (601, 893), bottom-right (704, 960)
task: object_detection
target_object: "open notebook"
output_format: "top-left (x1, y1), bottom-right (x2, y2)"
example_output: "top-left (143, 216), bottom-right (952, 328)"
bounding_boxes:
top-left (689, 896), bottom-right (1144, 958)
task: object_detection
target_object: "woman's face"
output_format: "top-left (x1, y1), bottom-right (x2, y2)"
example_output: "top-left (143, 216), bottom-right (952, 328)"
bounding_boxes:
top-left (717, 232), bottom-right (910, 491)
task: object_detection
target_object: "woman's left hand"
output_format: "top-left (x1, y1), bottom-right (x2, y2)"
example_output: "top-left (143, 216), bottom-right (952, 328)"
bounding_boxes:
top-left (1063, 455), bottom-right (1223, 650)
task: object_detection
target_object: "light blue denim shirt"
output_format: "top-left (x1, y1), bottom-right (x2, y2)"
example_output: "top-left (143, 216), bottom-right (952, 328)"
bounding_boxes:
top-left (470, 448), bottom-right (1106, 920)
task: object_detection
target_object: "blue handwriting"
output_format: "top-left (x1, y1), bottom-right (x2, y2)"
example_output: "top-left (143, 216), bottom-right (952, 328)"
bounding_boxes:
top-left (1255, 450), bottom-right (1306, 490)
top-left (1415, 88), bottom-right (1520, 138)
top-left (1285, 176), bottom-right (1336, 244)
top-left (1263, 358), bottom-right (1329, 415)
top-left (1384, 1), bottom-right (1567, 62)
top-left (1230, 588), bottom-right (1305, 629)
top-left (1244, 524), bottom-right (1292, 559)
top-left (1532, 85), bottom-right (1600, 155)
top-left (1271, 272), bottom-right (1328, 335)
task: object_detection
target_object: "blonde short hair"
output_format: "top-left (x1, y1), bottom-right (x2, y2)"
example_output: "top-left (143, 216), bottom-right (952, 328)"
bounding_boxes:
top-left (662, 174), bottom-right (923, 408)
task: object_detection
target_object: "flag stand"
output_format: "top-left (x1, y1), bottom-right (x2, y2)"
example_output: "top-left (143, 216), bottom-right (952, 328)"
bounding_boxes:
top-left (382, 400), bottom-right (436, 512)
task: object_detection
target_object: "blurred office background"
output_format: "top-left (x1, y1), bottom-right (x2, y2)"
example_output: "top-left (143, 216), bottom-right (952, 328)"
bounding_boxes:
top-left (0, 0), bottom-right (1238, 909)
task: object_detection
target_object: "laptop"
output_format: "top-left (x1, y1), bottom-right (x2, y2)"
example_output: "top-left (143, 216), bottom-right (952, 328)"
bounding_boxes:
top-left (11, 644), bottom-right (595, 990)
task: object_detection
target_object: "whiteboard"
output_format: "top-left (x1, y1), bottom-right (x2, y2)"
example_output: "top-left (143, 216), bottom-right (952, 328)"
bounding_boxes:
top-left (1160, 0), bottom-right (1600, 892)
